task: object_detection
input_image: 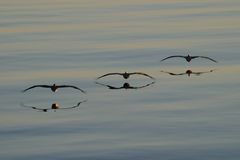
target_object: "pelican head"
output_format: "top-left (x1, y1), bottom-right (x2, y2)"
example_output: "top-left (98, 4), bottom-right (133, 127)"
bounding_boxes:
top-left (123, 83), bottom-right (130, 88)
top-left (51, 84), bottom-right (58, 92)
top-left (51, 103), bottom-right (60, 109)
top-left (186, 55), bottom-right (191, 62)
top-left (123, 72), bottom-right (130, 79)
top-left (186, 70), bottom-right (192, 76)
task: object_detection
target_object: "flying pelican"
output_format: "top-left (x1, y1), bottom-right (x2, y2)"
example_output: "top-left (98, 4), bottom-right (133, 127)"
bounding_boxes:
top-left (97, 72), bottom-right (155, 80)
top-left (22, 83), bottom-right (86, 93)
top-left (161, 54), bottom-right (217, 63)
top-left (95, 81), bottom-right (155, 90)
top-left (161, 69), bottom-right (215, 77)
top-left (20, 100), bottom-right (87, 112)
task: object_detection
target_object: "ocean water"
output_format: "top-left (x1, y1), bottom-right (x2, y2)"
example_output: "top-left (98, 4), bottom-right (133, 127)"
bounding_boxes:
top-left (0, 0), bottom-right (240, 159)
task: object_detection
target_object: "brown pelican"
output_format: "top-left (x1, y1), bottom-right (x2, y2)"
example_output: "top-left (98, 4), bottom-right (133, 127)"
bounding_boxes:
top-left (22, 83), bottom-right (86, 93)
top-left (161, 54), bottom-right (217, 63)
top-left (95, 81), bottom-right (155, 90)
top-left (20, 100), bottom-right (87, 112)
top-left (97, 72), bottom-right (155, 80)
top-left (161, 69), bottom-right (215, 77)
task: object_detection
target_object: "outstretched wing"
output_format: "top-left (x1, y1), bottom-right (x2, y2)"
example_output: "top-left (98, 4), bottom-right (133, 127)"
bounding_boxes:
top-left (22, 85), bottom-right (50, 92)
top-left (58, 85), bottom-right (86, 93)
top-left (160, 55), bottom-right (185, 62)
top-left (193, 56), bottom-right (218, 63)
top-left (95, 82), bottom-right (121, 89)
top-left (97, 73), bottom-right (123, 79)
top-left (135, 81), bottom-right (155, 89)
top-left (20, 103), bottom-right (48, 112)
top-left (160, 71), bottom-right (185, 76)
top-left (20, 102), bottom-right (35, 108)
top-left (61, 100), bottom-right (87, 109)
top-left (130, 72), bottom-right (155, 79)
top-left (193, 69), bottom-right (215, 76)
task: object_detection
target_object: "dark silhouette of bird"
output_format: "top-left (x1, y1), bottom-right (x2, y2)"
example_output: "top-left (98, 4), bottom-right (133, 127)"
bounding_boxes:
top-left (97, 72), bottom-right (155, 80)
top-left (20, 100), bottom-right (87, 112)
top-left (161, 54), bottom-right (217, 63)
top-left (95, 81), bottom-right (155, 90)
top-left (161, 69), bottom-right (215, 77)
top-left (22, 83), bottom-right (86, 93)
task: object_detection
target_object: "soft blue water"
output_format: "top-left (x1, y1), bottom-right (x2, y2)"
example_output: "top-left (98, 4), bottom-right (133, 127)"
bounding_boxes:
top-left (0, 1), bottom-right (240, 159)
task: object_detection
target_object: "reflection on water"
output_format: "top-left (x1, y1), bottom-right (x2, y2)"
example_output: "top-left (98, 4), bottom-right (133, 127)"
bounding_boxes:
top-left (161, 69), bottom-right (215, 77)
top-left (0, 0), bottom-right (240, 160)
top-left (96, 81), bottom-right (155, 90)
top-left (20, 100), bottom-right (87, 112)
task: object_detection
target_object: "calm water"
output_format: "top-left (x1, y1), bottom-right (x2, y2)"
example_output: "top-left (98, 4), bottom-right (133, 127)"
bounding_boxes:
top-left (1, 0), bottom-right (240, 159)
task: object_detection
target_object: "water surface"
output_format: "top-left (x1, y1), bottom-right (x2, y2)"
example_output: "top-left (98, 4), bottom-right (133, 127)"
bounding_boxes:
top-left (0, 0), bottom-right (240, 159)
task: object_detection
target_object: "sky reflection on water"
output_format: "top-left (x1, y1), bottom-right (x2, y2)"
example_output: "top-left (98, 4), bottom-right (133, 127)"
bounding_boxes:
top-left (0, 0), bottom-right (240, 160)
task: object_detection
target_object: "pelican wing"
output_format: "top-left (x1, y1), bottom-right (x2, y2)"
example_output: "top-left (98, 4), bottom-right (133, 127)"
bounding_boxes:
top-left (161, 71), bottom-right (185, 76)
top-left (58, 85), bottom-right (86, 93)
top-left (97, 73), bottom-right (123, 79)
top-left (134, 81), bottom-right (155, 89)
top-left (95, 82), bottom-right (121, 89)
top-left (124, 86), bottom-right (136, 89)
top-left (20, 103), bottom-right (35, 108)
top-left (130, 72), bottom-right (155, 79)
top-left (174, 72), bottom-right (186, 76)
top-left (106, 85), bottom-right (121, 89)
top-left (32, 107), bottom-right (49, 112)
top-left (194, 56), bottom-right (218, 63)
top-left (193, 69), bottom-right (215, 75)
top-left (160, 55), bottom-right (185, 62)
top-left (20, 103), bottom-right (48, 112)
top-left (61, 100), bottom-right (87, 109)
top-left (22, 85), bottom-right (50, 92)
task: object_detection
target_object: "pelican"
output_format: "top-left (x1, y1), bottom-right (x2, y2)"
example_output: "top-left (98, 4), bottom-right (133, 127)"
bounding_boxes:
top-left (20, 100), bottom-right (87, 112)
top-left (95, 81), bottom-right (155, 90)
top-left (22, 83), bottom-right (86, 93)
top-left (97, 72), bottom-right (155, 80)
top-left (161, 69), bottom-right (215, 77)
top-left (161, 54), bottom-right (217, 63)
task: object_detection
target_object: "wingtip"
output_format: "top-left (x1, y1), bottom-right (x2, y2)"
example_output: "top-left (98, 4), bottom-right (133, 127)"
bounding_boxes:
top-left (82, 99), bottom-right (88, 103)
top-left (79, 89), bottom-right (86, 94)
top-left (150, 76), bottom-right (156, 80)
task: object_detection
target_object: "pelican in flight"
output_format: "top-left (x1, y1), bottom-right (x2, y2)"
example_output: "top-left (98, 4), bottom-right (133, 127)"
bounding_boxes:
top-left (97, 72), bottom-right (155, 80)
top-left (20, 100), bottom-right (87, 112)
top-left (95, 81), bottom-right (155, 90)
top-left (22, 83), bottom-right (86, 93)
top-left (161, 54), bottom-right (217, 63)
top-left (161, 69), bottom-right (215, 77)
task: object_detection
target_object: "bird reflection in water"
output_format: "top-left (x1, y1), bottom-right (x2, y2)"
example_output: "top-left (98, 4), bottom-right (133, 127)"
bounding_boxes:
top-left (97, 72), bottom-right (155, 80)
top-left (95, 81), bottom-right (155, 90)
top-left (22, 83), bottom-right (86, 93)
top-left (20, 100), bottom-right (87, 112)
top-left (161, 69), bottom-right (215, 77)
